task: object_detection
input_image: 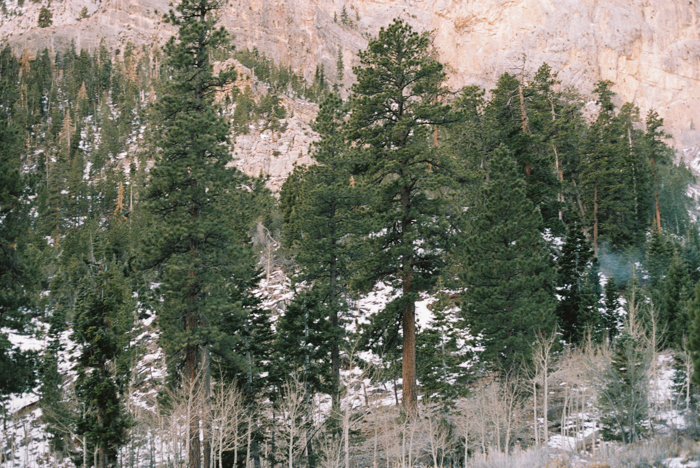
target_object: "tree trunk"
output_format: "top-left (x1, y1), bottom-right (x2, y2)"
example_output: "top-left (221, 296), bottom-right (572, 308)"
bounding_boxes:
top-left (344, 401), bottom-right (350, 468)
top-left (401, 186), bottom-right (417, 417)
top-left (202, 348), bottom-right (211, 468)
top-left (543, 364), bottom-right (549, 445)
top-left (553, 144), bottom-right (564, 221)
top-left (329, 238), bottom-right (340, 411)
top-left (402, 297), bottom-right (417, 416)
top-left (186, 314), bottom-right (200, 468)
top-left (246, 414), bottom-right (252, 468)
top-left (518, 83), bottom-right (529, 134)
top-left (533, 381), bottom-right (538, 445)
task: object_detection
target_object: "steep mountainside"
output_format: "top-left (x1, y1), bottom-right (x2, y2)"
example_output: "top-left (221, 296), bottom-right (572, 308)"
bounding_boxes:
top-left (2, 0), bottom-right (700, 160)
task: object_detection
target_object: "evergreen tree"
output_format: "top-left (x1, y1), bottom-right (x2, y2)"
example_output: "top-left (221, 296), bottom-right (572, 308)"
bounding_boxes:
top-left (556, 217), bottom-right (601, 343)
top-left (659, 250), bottom-right (691, 349)
top-left (579, 82), bottom-right (649, 256)
top-left (460, 147), bottom-right (557, 372)
top-left (682, 223), bottom-right (700, 285)
top-left (416, 280), bottom-right (470, 401)
top-left (38, 7), bottom-right (52, 27)
top-left (485, 67), bottom-right (561, 228)
top-left (577, 80), bottom-right (611, 257)
top-left (139, 0), bottom-right (256, 466)
top-left (642, 110), bottom-right (673, 232)
top-left (444, 85), bottom-right (493, 207)
top-left (598, 329), bottom-right (650, 443)
top-left (280, 93), bottom-right (353, 408)
top-left (645, 229), bottom-right (674, 290)
top-left (657, 162), bottom-right (694, 236)
top-left (73, 260), bottom-right (133, 468)
top-left (271, 289), bottom-right (336, 398)
top-left (688, 281), bottom-right (700, 386)
top-left (523, 63), bottom-right (572, 229)
top-left (346, 19), bottom-right (454, 415)
top-left (602, 277), bottom-right (621, 341)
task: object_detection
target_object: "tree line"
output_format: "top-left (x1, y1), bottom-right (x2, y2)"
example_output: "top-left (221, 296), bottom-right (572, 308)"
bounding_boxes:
top-left (2, 1), bottom-right (700, 466)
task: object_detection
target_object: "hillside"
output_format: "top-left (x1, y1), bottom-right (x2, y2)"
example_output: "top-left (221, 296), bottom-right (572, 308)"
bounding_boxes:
top-left (2, 1), bottom-right (700, 467)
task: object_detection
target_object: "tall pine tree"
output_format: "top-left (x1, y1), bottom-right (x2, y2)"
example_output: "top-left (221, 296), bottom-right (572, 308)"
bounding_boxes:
top-left (139, 1), bottom-right (256, 466)
top-left (346, 19), bottom-right (454, 415)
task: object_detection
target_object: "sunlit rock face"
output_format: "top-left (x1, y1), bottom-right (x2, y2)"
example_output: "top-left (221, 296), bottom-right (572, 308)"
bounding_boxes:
top-left (4, 0), bottom-right (700, 168)
top-left (221, 0), bottom-right (700, 149)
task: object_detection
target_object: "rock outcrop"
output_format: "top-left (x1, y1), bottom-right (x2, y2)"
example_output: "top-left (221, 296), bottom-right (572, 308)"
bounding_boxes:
top-left (221, 0), bottom-right (700, 151)
top-left (3, 0), bottom-right (700, 169)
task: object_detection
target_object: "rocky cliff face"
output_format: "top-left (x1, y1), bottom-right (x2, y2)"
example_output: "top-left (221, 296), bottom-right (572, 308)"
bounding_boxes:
top-left (3, 0), bottom-right (700, 171)
top-left (222, 0), bottom-right (700, 150)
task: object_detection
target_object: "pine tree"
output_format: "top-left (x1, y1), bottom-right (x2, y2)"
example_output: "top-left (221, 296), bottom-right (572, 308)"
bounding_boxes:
top-left (523, 63), bottom-right (571, 229)
top-left (580, 83), bottom-right (653, 255)
top-left (485, 67), bottom-right (561, 229)
top-left (688, 281), bottom-right (700, 386)
top-left (38, 7), bottom-right (53, 27)
top-left (139, 1), bottom-right (256, 466)
top-left (682, 223), bottom-right (700, 284)
top-left (646, 230), bottom-right (673, 290)
top-left (642, 110), bottom-right (673, 232)
top-left (416, 280), bottom-right (470, 401)
top-left (659, 250), bottom-right (691, 349)
top-left (460, 147), bottom-right (557, 372)
top-left (556, 216), bottom-right (601, 343)
top-left (598, 329), bottom-right (650, 443)
top-left (657, 162), bottom-right (694, 236)
top-left (579, 82), bottom-right (626, 256)
top-left (73, 260), bottom-right (133, 468)
top-left (444, 85), bottom-right (494, 207)
top-left (280, 93), bottom-right (353, 408)
top-left (271, 289), bottom-right (336, 397)
top-left (346, 19), bottom-right (454, 415)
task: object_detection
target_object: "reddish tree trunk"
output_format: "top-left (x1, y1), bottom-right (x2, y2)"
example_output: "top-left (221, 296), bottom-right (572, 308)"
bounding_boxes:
top-left (400, 185), bottom-right (417, 417)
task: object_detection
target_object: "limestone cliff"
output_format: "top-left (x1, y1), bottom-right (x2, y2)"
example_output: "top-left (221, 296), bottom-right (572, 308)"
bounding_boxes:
top-left (2, 0), bottom-right (700, 171)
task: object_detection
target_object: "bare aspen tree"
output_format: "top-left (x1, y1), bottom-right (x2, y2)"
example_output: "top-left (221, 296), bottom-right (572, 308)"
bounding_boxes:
top-left (679, 336), bottom-right (693, 410)
top-left (532, 329), bottom-right (557, 445)
top-left (275, 376), bottom-right (310, 468)
top-left (459, 375), bottom-right (524, 456)
top-left (644, 301), bottom-right (666, 415)
top-left (399, 414), bottom-right (424, 468)
top-left (360, 393), bottom-right (401, 468)
top-left (316, 431), bottom-right (343, 468)
top-left (209, 384), bottom-right (246, 468)
top-left (456, 397), bottom-right (480, 466)
top-left (374, 405), bottom-right (403, 467)
top-left (245, 409), bottom-right (259, 468)
top-left (421, 402), bottom-right (451, 467)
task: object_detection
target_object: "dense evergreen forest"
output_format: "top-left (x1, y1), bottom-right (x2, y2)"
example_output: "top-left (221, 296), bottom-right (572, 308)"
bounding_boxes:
top-left (2, 0), bottom-right (700, 466)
